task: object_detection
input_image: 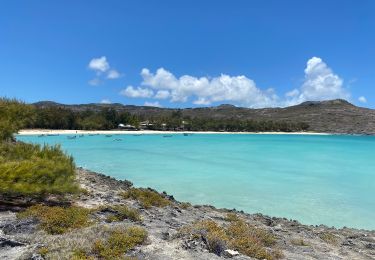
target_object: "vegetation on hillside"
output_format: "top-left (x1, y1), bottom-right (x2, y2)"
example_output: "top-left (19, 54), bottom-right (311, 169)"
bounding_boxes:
top-left (17, 204), bottom-right (92, 234)
top-left (121, 188), bottom-right (171, 208)
top-left (0, 98), bottom-right (34, 141)
top-left (178, 215), bottom-right (282, 260)
top-left (0, 98), bottom-right (78, 200)
top-left (28, 105), bottom-right (309, 132)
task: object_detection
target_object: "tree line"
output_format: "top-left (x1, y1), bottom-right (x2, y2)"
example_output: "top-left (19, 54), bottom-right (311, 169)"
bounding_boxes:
top-left (26, 105), bottom-right (309, 132)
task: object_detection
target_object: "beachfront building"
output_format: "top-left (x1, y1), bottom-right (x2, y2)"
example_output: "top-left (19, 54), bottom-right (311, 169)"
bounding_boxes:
top-left (118, 123), bottom-right (136, 130)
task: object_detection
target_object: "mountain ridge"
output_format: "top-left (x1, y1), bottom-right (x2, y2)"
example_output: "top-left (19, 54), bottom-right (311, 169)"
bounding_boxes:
top-left (32, 99), bottom-right (375, 134)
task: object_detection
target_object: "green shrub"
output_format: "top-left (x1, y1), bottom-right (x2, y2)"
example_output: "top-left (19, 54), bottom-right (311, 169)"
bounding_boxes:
top-left (71, 248), bottom-right (95, 260)
top-left (179, 218), bottom-right (280, 260)
top-left (17, 205), bottom-right (92, 234)
top-left (179, 202), bottom-right (192, 209)
top-left (92, 226), bottom-right (147, 259)
top-left (0, 142), bottom-right (78, 198)
top-left (225, 212), bottom-right (240, 222)
top-left (290, 238), bottom-right (309, 246)
top-left (121, 188), bottom-right (171, 208)
top-left (0, 98), bottom-right (34, 141)
top-left (319, 232), bottom-right (338, 245)
top-left (102, 205), bottom-right (141, 222)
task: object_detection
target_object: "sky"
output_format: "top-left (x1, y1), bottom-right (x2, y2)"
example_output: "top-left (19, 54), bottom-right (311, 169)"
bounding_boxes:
top-left (0, 0), bottom-right (374, 108)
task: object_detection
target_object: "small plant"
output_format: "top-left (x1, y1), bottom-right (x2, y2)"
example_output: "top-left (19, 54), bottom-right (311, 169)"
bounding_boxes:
top-left (319, 232), bottom-right (338, 245)
top-left (179, 218), bottom-right (280, 260)
top-left (179, 202), bottom-right (191, 209)
top-left (290, 238), bottom-right (309, 246)
top-left (121, 188), bottom-right (171, 208)
top-left (17, 204), bottom-right (92, 234)
top-left (102, 205), bottom-right (141, 222)
top-left (71, 248), bottom-right (95, 260)
top-left (92, 226), bottom-right (147, 260)
top-left (38, 247), bottom-right (49, 257)
top-left (225, 212), bottom-right (240, 222)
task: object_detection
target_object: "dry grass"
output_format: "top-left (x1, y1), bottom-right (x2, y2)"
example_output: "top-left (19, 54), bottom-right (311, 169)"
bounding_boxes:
top-left (17, 204), bottom-right (92, 234)
top-left (120, 188), bottom-right (171, 208)
top-left (225, 212), bottom-right (240, 222)
top-left (101, 205), bottom-right (142, 222)
top-left (179, 202), bottom-right (192, 209)
top-left (290, 238), bottom-right (310, 246)
top-left (179, 218), bottom-right (281, 260)
top-left (92, 226), bottom-right (147, 259)
top-left (31, 224), bottom-right (146, 260)
top-left (319, 232), bottom-right (339, 245)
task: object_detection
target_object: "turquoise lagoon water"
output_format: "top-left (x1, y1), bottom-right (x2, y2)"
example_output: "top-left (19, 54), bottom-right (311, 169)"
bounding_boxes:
top-left (17, 134), bottom-right (375, 230)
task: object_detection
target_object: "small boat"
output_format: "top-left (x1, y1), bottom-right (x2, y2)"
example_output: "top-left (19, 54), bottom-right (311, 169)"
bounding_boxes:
top-left (105, 135), bottom-right (113, 137)
top-left (67, 136), bottom-right (77, 139)
top-left (114, 138), bottom-right (123, 141)
top-left (163, 135), bottom-right (173, 138)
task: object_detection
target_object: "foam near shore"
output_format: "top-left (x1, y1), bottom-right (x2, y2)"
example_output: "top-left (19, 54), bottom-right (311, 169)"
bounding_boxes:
top-left (18, 129), bottom-right (329, 135)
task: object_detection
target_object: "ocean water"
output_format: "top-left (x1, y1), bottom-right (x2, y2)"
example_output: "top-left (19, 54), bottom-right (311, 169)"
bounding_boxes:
top-left (17, 134), bottom-right (375, 230)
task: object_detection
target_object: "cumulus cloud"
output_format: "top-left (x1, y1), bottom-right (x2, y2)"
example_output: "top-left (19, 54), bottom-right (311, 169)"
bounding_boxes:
top-left (154, 90), bottom-right (170, 99)
top-left (119, 57), bottom-right (354, 108)
top-left (107, 69), bottom-right (121, 79)
top-left (137, 68), bottom-right (278, 108)
top-left (358, 96), bottom-right (367, 103)
top-left (286, 57), bottom-right (349, 105)
top-left (88, 56), bottom-right (109, 73)
top-left (120, 86), bottom-right (154, 98)
top-left (144, 101), bottom-right (162, 107)
top-left (100, 99), bottom-right (112, 104)
top-left (88, 56), bottom-right (121, 85)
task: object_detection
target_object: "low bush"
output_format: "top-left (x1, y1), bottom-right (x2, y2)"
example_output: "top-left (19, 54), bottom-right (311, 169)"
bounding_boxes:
top-left (17, 204), bottom-right (92, 234)
top-left (319, 232), bottom-right (338, 245)
top-left (179, 218), bottom-right (280, 260)
top-left (290, 238), bottom-right (309, 246)
top-left (225, 212), bottom-right (240, 222)
top-left (102, 205), bottom-right (141, 222)
top-left (0, 142), bottom-right (79, 199)
top-left (92, 226), bottom-right (147, 259)
top-left (121, 188), bottom-right (171, 208)
top-left (179, 202), bottom-right (192, 209)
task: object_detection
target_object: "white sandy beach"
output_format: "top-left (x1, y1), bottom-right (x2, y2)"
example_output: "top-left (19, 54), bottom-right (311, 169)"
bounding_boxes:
top-left (18, 129), bottom-right (329, 135)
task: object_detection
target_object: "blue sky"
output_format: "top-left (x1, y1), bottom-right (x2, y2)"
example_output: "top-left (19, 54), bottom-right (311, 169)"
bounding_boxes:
top-left (0, 0), bottom-right (374, 108)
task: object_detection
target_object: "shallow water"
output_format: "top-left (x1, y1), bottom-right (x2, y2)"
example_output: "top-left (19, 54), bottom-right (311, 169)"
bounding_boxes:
top-left (17, 134), bottom-right (375, 230)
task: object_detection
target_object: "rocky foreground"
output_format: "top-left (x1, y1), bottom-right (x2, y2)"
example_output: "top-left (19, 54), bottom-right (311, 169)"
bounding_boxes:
top-left (1, 168), bottom-right (374, 260)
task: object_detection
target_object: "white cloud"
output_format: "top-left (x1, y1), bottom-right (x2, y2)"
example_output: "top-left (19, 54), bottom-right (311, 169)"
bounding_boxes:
top-left (120, 86), bottom-right (154, 98)
top-left (100, 99), bottom-right (112, 104)
top-left (285, 89), bottom-right (299, 98)
top-left (107, 69), bottom-right (121, 79)
top-left (120, 57), bottom-right (354, 108)
top-left (154, 90), bottom-right (170, 99)
top-left (88, 56), bottom-right (109, 73)
top-left (88, 78), bottom-right (101, 86)
top-left (139, 68), bottom-right (278, 108)
top-left (286, 57), bottom-right (349, 105)
top-left (358, 96), bottom-right (367, 103)
top-left (144, 101), bottom-right (162, 107)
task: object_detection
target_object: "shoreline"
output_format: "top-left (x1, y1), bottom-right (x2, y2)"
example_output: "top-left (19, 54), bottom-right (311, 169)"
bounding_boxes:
top-left (1, 167), bottom-right (374, 259)
top-left (81, 167), bottom-right (373, 232)
top-left (18, 129), bottom-right (330, 135)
